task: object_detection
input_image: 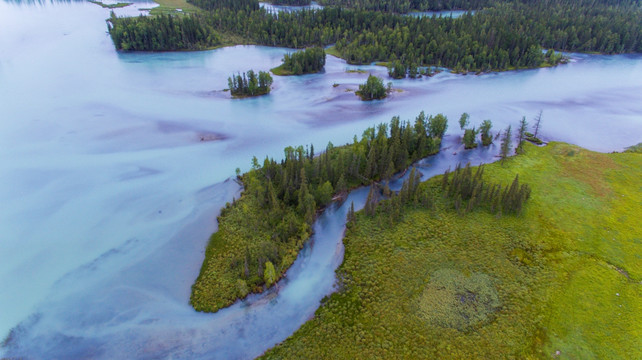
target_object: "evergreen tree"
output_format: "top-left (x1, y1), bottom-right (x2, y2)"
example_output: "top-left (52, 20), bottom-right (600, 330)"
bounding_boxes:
top-left (516, 116), bottom-right (528, 154)
top-left (479, 119), bottom-right (493, 146)
top-left (459, 113), bottom-right (470, 131)
top-left (532, 110), bottom-right (543, 138)
top-left (463, 127), bottom-right (478, 149)
top-left (500, 124), bottom-right (512, 163)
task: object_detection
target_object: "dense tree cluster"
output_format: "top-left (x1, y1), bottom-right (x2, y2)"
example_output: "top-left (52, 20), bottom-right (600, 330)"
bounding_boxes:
top-left (228, 70), bottom-right (273, 97)
top-left (356, 75), bottom-right (389, 100)
top-left (188, 0), bottom-right (258, 11)
top-left (358, 167), bottom-right (433, 225)
top-left (192, 112), bottom-right (450, 312)
top-left (109, 0), bottom-right (641, 71)
top-left (278, 47), bottom-right (326, 75)
top-left (318, 0), bottom-right (492, 13)
top-left (272, 0), bottom-right (312, 5)
top-left (107, 13), bottom-right (218, 51)
top-left (442, 163), bottom-right (531, 215)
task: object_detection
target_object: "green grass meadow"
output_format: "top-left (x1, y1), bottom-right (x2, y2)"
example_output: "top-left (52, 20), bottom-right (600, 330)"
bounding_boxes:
top-left (262, 142), bottom-right (642, 359)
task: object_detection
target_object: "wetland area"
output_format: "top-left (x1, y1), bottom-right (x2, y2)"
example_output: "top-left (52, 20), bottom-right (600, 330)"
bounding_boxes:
top-left (0, 0), bottom-right (641, 359)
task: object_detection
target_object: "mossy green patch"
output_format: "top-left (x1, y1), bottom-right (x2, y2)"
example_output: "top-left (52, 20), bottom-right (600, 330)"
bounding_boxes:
top-left (150, 0), bottom-right (199, 15)
top-left (263, 142), bottom-right (642, 359)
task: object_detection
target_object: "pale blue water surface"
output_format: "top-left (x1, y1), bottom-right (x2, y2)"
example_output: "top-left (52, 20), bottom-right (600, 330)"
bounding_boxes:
top-left (1, 0), bottom-right (641, 358)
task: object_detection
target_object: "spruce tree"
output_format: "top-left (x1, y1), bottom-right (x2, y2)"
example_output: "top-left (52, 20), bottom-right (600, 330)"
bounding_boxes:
top-left (500, 125), bottom-right (512, 164)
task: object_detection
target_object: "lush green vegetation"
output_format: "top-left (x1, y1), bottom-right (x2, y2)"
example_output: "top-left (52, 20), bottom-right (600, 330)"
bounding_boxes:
top-left (191, 112), bottom-right (448, 312)
top-left (356, 75), bottom-right (389, 100)
top-left (625, 143), bottom-right (642, 153)
top-left (271, 47), bottom-right (326, 75)
top-left (227, 70), bottom-right (273, 97)
top-left (318, 0), bottom-right (641, 13)
top-left (149, 0), bottom-right (201, 15)
top-left (271, 0), bottom-right (312, 5)
top-left (317, 0), bottom-right (493, 13)
top-left (108, 0), bottom-right (642, 71)
top-left (107, 13), bottom-right (219, 51)
top-left (262, 142), bottom-right (642, 359)
top-left (88, 1), bottom-right (131, 9)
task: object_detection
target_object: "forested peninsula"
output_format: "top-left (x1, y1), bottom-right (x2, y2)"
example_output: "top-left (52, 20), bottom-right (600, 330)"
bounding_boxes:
top-left (271, 47), bottom-right (326, 76)
top-left (191, 112), bottom-right (448, 312)
top-left (107, 0), bottom-right (642, 72)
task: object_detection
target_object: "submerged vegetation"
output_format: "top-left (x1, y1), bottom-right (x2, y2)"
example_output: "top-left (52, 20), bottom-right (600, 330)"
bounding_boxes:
top-left (263, 142), bottom-right (642, 359)
top-left (227, 70), bottom-right (273, 97)
top-left (107, 0), bottom-right (641, 71)
top-left (271, 47), bottom-right (326, 76)
top-left (191, 112), bottom-right (449, 312)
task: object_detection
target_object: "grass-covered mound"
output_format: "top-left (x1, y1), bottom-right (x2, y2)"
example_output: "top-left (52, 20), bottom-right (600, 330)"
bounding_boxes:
top-left (262, 142), bottom-right (642, 359)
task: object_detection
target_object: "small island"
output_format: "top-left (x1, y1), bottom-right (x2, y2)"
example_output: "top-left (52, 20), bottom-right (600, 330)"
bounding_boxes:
top-left (271, 47), bottom-right (326, 76)
top-left (228, 70), bottom-right (273, 98)
top-left (89, 0), bottom-right (132, 9)
top-left (190, 112), bottom-right (448, 313)
top-left (356, 75), bottom-right (390, 101)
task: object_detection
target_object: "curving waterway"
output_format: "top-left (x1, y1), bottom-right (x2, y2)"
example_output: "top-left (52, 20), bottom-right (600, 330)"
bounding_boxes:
top-left (1, 0), bottom-right (642, 358)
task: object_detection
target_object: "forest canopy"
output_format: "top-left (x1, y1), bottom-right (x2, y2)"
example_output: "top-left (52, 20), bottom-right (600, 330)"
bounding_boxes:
top-left (108, 0), bottom-right (642, 71)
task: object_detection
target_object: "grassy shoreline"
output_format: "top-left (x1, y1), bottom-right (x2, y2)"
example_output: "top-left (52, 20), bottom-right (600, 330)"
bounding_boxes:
top-left (262, 142), bottom-right (642, 359)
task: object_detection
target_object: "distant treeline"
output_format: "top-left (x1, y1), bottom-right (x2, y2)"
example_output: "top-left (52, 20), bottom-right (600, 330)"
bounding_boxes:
top-left (318, 0), bottom-right (493, 13)
top-left (319, 0), bottom-right (642, 13)
top-left (272, 0), bottom-right (312, 5)
top-left (107, 13), bottom-right (219, 51)
top-left (108, 0), bottom-right (642, 69)
top-left (228, 70), bottom-right (273, 97)
top-left (277, 47), bottom-right (326, 75)
top-left (191, 111), bottom-right (448, 312)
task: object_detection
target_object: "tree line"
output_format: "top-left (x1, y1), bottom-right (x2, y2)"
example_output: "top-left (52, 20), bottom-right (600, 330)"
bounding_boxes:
top-left (107, 13), bottom-right (219, 51)
top-left (318, 0), bottom-right (493, 13)
top-left (272, 0), bottom-right (313, 5)
top-left (191, 111), bottom-right (450, 312)
top-left (108, 0), bottom-right (641, 70)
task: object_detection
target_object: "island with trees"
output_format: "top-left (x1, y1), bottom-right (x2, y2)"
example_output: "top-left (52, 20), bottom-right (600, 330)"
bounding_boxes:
top-left (227, 70), bottom-right (273, 97)
top-left (271, 47), bottom-right (326, 75)
top-left (356, 75), bottom-right (390, 101)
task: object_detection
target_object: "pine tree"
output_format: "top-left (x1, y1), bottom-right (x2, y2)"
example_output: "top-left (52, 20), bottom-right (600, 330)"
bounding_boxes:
top-left (533, 110), bottom-right (543, 138)
top-left (500, 124), bottom-right (512, 164)
top-left (516, 116), bottom-right (528, 154)
top-left (459, 112), bottom-right (470, 130)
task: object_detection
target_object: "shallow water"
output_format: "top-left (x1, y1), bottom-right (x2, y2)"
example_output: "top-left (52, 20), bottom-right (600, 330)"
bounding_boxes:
top-left (1, 0), bottom-right (641, 358)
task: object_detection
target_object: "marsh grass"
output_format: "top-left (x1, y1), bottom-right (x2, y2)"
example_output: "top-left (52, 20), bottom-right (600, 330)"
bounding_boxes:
top-left (263, 142), bottom-right (642, 359)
